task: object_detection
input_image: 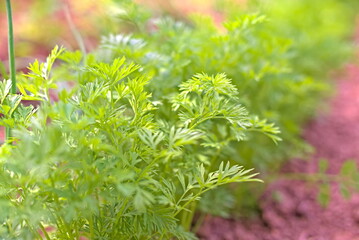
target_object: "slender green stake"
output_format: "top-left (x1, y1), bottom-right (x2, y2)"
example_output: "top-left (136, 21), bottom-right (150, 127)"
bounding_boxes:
top-left (5, 0), bottom-right (16, 141)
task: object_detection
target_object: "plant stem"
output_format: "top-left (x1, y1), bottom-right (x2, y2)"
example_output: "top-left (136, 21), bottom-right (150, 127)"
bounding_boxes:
top-left (5, 128), bottom-right (11, 141)
top-left (5, 0), bottom-right (17, 141)
top-left (89, 215), bottom-right (95, 239)
top-left (192, 212), bottom-right (206, 234)
top-left (39, 222), bottom-right (52, 240)
top-left (63, 2), bottom-right (87, 57)
top-left (183, 202), bottom-right (197, 231)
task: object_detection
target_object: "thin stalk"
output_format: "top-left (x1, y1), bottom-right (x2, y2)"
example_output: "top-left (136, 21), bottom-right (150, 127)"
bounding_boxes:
top-left (5, 0), bottom-right (17, 141)
top-left (39, 222), bottom-right (52, 240)
top-left (192, 212), bottom-right (206, 234)
top-left (63, 2), bottom-right (87, 57)
top-left (89, 215), bottom-right (95, 239)
top-left (181, 202), bottom-right (197, 231)
top-left (5, 128), bottom-right (11, 141)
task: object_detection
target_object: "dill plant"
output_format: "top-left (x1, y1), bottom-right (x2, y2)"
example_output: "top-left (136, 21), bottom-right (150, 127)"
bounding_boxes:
top-left (0, 45), bottom-right (276, 239)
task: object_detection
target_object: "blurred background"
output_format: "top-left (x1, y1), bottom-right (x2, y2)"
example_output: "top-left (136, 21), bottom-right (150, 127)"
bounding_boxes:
top-left (0, 0), bottom-right (232, 63)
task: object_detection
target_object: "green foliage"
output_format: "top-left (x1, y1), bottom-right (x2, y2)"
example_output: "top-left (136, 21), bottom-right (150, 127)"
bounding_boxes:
top-left (0, 47), bottom-right (269, 239)
top-left (1, 0), bottom-right (358, 237)
top-left (97, 0), bottom-right (357, 216)
top-left (98, 13), bottom-right (321, 169)
top-left (0, 79), bottom-right (36, 130)
top-left (252, 0), bottom-right (358, 77)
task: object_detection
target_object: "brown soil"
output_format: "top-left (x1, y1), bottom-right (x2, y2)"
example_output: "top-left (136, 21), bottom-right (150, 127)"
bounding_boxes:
top-left (198, 63), bottom-right (359, 239)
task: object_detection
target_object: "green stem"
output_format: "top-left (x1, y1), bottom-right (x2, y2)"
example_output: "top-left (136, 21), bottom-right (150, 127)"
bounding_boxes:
top-left (181, 202), bottom-right (197, 231)
top-left (63, 3), bottom-right (87, 57)
top-left (5, 127), bottom-right (11, 141)
top-left (39, 222), bottom-right (52, 240)
top-left (89, 215), bottom-right (95, 239)
top-left (266, 172), bottom-right (357, 185)
top-left (192, 212), bottom-right (206, 234)
top-left (5, 0), bottom-right (17, 141)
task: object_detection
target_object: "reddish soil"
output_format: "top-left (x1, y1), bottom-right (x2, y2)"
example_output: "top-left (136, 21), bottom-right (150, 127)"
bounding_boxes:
top-left (198, 63), bottom-right (359, 239)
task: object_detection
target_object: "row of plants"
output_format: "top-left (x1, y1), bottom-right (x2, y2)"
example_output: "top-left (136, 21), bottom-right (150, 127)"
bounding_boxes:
top-left (0, 0), bottom-right (358, 239)
top-left (1, 46), bottom-right (271, 239)
top-left (97, 0), bottom-right (359, 215)
top-left (103, 0), bottom-right (358, 169)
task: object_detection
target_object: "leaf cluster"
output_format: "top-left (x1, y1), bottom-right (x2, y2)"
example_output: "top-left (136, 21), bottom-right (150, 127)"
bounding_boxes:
top-left (0, 48), bottom-right (267, 239)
